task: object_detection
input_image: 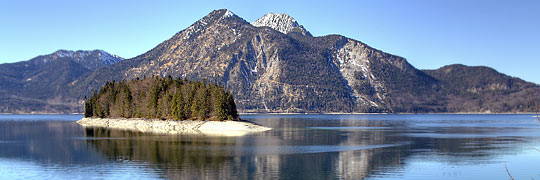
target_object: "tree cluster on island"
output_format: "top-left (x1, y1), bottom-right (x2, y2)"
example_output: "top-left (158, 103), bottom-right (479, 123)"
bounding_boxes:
top-left (84, 76), bottom-right (239, 121)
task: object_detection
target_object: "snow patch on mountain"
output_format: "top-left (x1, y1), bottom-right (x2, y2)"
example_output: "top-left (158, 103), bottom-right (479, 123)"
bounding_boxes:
top-left (97, 50), bottom-right (124, 65)
top-left (252, 13), bottom-right (311, 36)
top-left (55, 50), bottom-right (74, 58)
top-left (223, 9), bottom-right (235, 18)
top-left (45, 49), bottom-right (124, 70)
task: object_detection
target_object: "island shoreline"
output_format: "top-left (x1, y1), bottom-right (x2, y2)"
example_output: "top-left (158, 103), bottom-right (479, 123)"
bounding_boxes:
top-left (77, 117), bottom-right (271, 136)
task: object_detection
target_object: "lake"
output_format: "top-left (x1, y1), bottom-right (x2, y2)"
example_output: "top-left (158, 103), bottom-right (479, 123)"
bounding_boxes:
top-left (0, 114), bottom-right (539, 179)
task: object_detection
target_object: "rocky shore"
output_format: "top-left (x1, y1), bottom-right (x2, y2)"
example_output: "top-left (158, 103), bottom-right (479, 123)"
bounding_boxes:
top-left (77, 118), bottom-right (271, 136)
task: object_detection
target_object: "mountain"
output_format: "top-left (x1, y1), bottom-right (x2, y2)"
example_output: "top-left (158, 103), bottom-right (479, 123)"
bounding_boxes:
top-left (69, 9), bottom-right (540, 113)
top-left (7, 9), bottom-right (537, 113)
top-left (422, 64), bottom-right (540, 113)
top-left (0, 50), bottom-right (124, 113)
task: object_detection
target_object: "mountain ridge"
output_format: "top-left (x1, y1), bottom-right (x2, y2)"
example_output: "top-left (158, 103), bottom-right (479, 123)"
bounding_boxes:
top-left (2, 9), bottom-right (538, 113)
top-left (422, 64), bottom-right (540, 113)
top-left (0, 49), bottom-right (123, 113)
top-left (69, 9), bottom-right (540, 113)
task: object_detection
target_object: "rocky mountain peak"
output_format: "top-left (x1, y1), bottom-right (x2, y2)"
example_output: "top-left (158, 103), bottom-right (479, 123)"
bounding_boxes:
top-left (204, 9), bottom-right (236, 19)
top-left (194, 9), bottom-right (243, 25)
top-left (178, 9), bottom-right (249, 41)
top-left (252, 13), bottom-right (311, 36)
top-left (222, 9), bottom-right (235, 18)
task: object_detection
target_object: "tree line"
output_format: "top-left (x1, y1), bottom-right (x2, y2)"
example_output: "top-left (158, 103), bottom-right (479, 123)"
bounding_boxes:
top-left (84, 76), bottom-right (239, 121)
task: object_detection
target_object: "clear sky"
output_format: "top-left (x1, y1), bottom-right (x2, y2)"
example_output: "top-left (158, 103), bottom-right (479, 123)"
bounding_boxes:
top-left (1, 0), bottom-right (539, 83)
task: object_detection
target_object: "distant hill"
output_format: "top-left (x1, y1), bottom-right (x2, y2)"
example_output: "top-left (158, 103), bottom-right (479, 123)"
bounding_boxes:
top-left (422, 64), bottom-right (540, 113)
top-left (0, 50), bottom-right (123, 113)
top-left (3, 9), bottom-right (539, 113)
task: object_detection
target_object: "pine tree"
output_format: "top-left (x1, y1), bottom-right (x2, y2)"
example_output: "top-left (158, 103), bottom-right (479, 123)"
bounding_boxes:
top-left (122, 83), bottom-right (132, 118)
top-left (84, 96), bottom-right (93, 118)
top-left (185, 83), bottom-right (196, 119)
top-left (212, 86), bottom-right (227, 121)
top-left (192, 85), bottom-right (210, 120)
top-left (225, 92), bottom-right (239, 120)
top-left (171, 89), bottom-right (186, 120)
top-left (147, 82), bottom-right (160, 118)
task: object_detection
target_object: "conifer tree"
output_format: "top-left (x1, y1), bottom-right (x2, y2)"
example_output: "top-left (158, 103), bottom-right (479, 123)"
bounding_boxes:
top-left (147, 82), bottom-right (160, 118)
top-left (122, 83), bottom-right (132, 118)
top-left (171, 89), bottom-right (185, 120)
top-left (84, 96), bottom-right (93, 117)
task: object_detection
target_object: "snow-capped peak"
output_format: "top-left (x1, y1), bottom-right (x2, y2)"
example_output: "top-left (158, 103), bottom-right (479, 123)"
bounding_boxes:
top-left (252, 13), bottom-right (311, 36)
top-left (223, 9), bottom-right (235, 18)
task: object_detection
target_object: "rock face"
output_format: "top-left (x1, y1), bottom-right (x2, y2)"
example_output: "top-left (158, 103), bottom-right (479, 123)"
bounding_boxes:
top-left (251, 13), bottom-right (312, 36)
top-left (0, 50), bottom-right (123, 113)
top-left (70, 9), bottom-right (540, 113)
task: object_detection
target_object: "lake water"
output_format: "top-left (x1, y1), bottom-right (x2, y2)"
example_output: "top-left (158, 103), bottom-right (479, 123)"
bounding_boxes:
top-left (0, 114), bottom-right (539, 179)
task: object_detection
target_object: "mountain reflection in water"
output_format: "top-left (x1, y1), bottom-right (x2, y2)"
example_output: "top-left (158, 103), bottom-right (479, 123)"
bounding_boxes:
top-left (81, 114), bottom-right (539, 179)
top-left (0, 114), bottom-right (539, 179)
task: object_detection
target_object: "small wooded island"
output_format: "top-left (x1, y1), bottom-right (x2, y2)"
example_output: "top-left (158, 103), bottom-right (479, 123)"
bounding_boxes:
top-left (77, 76), bottom-right (271, 136)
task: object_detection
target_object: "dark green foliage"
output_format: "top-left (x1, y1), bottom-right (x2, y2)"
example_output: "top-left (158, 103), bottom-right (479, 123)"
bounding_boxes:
top-left (192, 83), bottom-right (210, 120)
top-left (171, 87), bottom-right (186, 120)
top-left (84, 76), bottom-right (239, 121)
top-left (84, 96), bottom-right (93, 117)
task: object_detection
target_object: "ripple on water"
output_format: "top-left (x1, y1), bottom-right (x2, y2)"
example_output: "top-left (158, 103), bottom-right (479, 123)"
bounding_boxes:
top-left (70, 137), bottom-right (131, 140)
top-left (198, 143), bottom-right (409, 155)
top-left (307, 126), bottom-right (391, 130)
top-left (0, 158), bottom-right (162, 180)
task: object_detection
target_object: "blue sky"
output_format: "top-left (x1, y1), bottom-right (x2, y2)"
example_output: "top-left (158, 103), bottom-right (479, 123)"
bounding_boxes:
top-left (1, 0), bottom-right (539, 83)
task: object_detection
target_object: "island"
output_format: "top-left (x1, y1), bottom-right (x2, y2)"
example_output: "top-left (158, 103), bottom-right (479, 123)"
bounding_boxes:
top-left (77, 76), bottom-right (271, 135)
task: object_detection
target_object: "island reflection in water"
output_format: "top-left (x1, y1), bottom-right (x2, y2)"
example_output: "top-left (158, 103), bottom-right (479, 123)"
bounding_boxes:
top-left (77, 114), bottom-right (540, 179)
top-left (0, 114), bottom-right (539, 179)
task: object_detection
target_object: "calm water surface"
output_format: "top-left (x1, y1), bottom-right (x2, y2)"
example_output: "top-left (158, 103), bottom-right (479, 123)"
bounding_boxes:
top-left (0, 114), bottom-right (539, 179)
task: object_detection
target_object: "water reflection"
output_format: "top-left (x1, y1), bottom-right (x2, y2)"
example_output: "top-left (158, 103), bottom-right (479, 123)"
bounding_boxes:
top-left (78, 114), bottom-right (539, 179)
top-left (0, 114), bottom-right (538, 179)
top-left (0, 120), bottom-right (105, 164)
